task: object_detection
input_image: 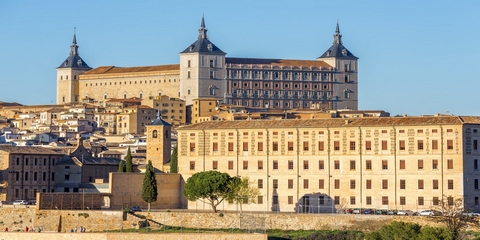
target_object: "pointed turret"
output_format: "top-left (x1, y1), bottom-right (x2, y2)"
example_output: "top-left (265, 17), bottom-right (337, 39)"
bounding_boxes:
top-left (318, 22), bottom-right (357, 59)
top-left (181, 16), bottom-right (225, 54)
top-left (198, 15), bottom-right (208, 39)
top-left (58, 30), bottom-right (91, 69)
top-left (333, 21), bottom-right (342, 45)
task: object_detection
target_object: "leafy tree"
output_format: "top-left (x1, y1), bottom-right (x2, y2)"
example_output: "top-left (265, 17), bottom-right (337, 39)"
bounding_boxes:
top-left (418, 225), bottom-right (453, 240)
top-left (226, 177), bottom-right (260, 213)
top-left (117, 161), bottom-right (125, 172)
top-left (365, 221), bottom-right (420, 240)
top-left (141, 160), bottom-right (158, 211)
top-left (431, 195), bottom-right (476, 238)
top-left (170, 145), bottom-right (178, 173)
top-left (125, 146), bottom-right (133, 172)
top-left (183, 171), bottom-right (237, 213)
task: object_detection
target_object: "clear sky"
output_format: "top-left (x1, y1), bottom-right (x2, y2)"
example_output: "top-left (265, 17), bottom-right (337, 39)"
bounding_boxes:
top-left (0, 1), bottom-right (479, 116)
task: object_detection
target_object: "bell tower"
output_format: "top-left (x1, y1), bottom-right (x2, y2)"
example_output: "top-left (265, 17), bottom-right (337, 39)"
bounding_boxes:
top-left (146, 119), bottom-right (172, 172)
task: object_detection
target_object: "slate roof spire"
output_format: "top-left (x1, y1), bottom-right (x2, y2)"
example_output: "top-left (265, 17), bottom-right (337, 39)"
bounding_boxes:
top-left (198, 15), bottom-right (208, 39)
top-left (70, 28), bottom-right (79, 56)
top-left (181, 16), bottom-right (225, 54)
top-left (58, 29), bottom-right (91, 69)
top-left (317, 22), bottom-right (357, 60)
top-left (333, 21), bottom-right (342, 44)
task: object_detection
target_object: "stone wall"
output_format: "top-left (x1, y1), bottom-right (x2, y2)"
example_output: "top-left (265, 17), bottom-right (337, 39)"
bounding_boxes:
top-left (39, 193), bottom-right (105, 210)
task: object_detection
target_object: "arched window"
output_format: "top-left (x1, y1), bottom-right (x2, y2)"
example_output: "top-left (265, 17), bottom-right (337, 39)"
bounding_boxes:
top-left (152, 130), bottom-right (158, 138)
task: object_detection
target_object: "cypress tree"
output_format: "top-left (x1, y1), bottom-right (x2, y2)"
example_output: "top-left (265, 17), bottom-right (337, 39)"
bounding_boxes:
top-left (141, 160), bottom-right (158, 211)
top-left (170, 145), bottom-right (178, 173)
top-left (117, 161), bottom-right (125, 172)
top-left (125, 147), bottom-right (133, 172)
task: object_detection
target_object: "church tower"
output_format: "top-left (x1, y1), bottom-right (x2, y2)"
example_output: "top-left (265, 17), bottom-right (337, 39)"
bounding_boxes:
top-left (317, 23), bottom-right (358, 110)
top-left (179, 16), bottom-right (227, 106)
top-left (56, 31), bottom-right (91, 104)
top-left (146, 119), bottom-right (172, 172)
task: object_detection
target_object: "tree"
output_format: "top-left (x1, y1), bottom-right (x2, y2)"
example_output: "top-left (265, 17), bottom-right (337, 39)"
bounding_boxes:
top-left (125, 146), bottom-right (133, 172)
top-left (183, 171), bottom-right (236, 213)
top-left (170, 145), bottom-right (178, 173)
top-left (141, 160), bottom-right (158, 211)
top-left (226, 177), bottom-right (260, 213)
top-left (431, 195), bottom-right (476, 238)
top-left (117, 161), bottom-right (125, 172)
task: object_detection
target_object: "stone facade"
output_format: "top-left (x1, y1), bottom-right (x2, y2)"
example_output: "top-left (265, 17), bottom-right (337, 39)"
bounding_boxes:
top-left (176, 116), bottom-right (480, 213)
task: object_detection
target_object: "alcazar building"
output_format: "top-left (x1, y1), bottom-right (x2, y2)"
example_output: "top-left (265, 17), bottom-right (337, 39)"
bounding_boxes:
top-left (56, 18), bottom-right (358, 111)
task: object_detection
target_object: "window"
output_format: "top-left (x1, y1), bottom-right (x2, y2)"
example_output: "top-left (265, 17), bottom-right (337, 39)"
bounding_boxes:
top-left (258, 196), bottom-right (263, 204)
top-left (318, 141), bottom-right (325, 151)
top-left (273, 179), bottom-right (278, 189)
top-left (319, 196), bottom-right (325, 205)
top-left (258, 179), bottom-right (263, 189)
top-left (418, 140), bottom-right (424, 150)
top-left (189, 161), bottom-right (195, 170)
top-left (448, 179), bottom-right (454, 190)
top-left (152, 130), bottom-right (158, 138)
top-left (190, 143), bottom-right (195, 152)
top-left (382, 179), bottom-right (388, 189)
top-left (347, 160), bottom-right (355, 170)
top-left (303, 141), bottom-right (309, 151)
top-left (447, 159), bottom-right (453, 169)
top-left (400, 180), bottom-right (406, 189)
top-left (475, 140), bottom-right (478, 150)
top-left (272, 142), bottom-right (278, 151)
top-left (288, 179), bottom-right (293, 189)
top-left (334, 196), bottom-right (340, 205)
top-left (319, 179), bottom-right (324, 189)
top-left (288, 160), bottom-right (294, 170)
top-left (228, 161), bottom-right (233, 170)
top-left (350, 141), bottom-right (356, 150)
top-left (303, 179), bottom-right (309, 189)
top-left (334, 141), bottom-right (340, 151)
top-left (258, 160), bottom-right (263, 170)
top-left (447, 129), bottom-right (453, 133)
top-left (418, 180), bottom-right (424, 189)
top-left (382, 140), bottom-right (387, 150)
top-left (288, 196), bottom-right (294, 205)
top-left (213, 142), bottom-right (218, 152)
top-left (447, 140), bottom-right (453, 150)
top-left (212, 161), bottom-right (218, 170)
top-left (400, 160), bottom-right (405, 169)
top-left (382, 196), bottom-right (389, 205)
top-left (475, 159), bottom-right (479, 170)
top-left (418, 129), bottom-right (423, 133)
top-left (228, 142), bottom-right (234, 151)
top-left (399, 140), bottom-right (405, 150)
top-left (334, 179), bottom-right (340, 189)
top-left (476, 197), bottom-right (479, 206)
top-left (400, 197), bottom-right (406, 205)
top-left (258, 142), bottom-right (263, 151)
top-left (433, 179), bottom-right (439, 189)
top-left (366, 160), bottom-right (372, 170)
top-left (382, 160), bottom-right (388, 170)
top-left (418, 159), bottom-right (424, 170)
top-left (350, 196), bottom-right (356, 205)
top-left (475, 179), bottom-right (479, 190)
top-left (273, 196), bottom-right (278, 205)
top-left (288, 142), bottom-right (294, 151)
top-left (64, 174), bottom-right (69, 181)
top-left (350, 180), bottom-right (356, 189)
top-left (303, 160), bottom-right (309, 170)
top-left (418, 197), bottom-right (424, 206)
top-left (448, 196), bottom-right (454, 205)
top-left (432, 140), bottom-right (438, 150)
top-left (366, 196), bottom-right (372, 205)
top-left (365, 141), bottom-right (372, 150)
top-left (432, 159), bottom-right (438, 169)
top-left (366, 179), bottom-right (372, 189)
top-left (433, 197), bottom-right (439, 205)
top-left (334, 160), bottom-right (340, 170)
top-left (243, 142), bottom-right (248, 151)
top-left (243, 161), bottom-right (248, 170)
top-left (319, 160), bottom-right (324, 170)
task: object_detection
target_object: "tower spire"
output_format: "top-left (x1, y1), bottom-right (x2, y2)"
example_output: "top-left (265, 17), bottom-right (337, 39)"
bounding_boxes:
top-left (198, 15), bottom-right (208, 39)
top-left (70, 28), bottom-right (79, 56)
top-left (333, 21), bottom-right (342, 45)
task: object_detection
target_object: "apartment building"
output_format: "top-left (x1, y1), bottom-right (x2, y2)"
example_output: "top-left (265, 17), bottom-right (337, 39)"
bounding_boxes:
top-left (177, 116), bottom-right (480, 212)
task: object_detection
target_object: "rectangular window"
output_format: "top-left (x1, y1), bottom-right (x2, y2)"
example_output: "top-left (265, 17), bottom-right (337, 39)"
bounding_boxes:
top-left (228, 142), bottom-right (234, 151)
top-left (418, 197), bottom-right (424, 206)
top-left (382, 179), bottom-right (388, 189)
top-left (418, 179), bottom-right (424, 189)
top-left (258, 196), bottom-right (263, 204)
top-left (288, 160), bottom-right (294, 170)
top-left (475, 179), bottom-right (479, 190)
top-left (433, 197), bottom-right (439, 205)
top-left (288, 179), bottom-right (293, 189)
top-left (366, 160), bottom-right (372, 170)
top-left (400, 196), bottom-right (406, 205)
top-left (303, 179), bottom-right (309, 189)
top-left (448, 196), bottom-right (454, 205)
top-left (447, 159), bottom-right (453, 169)
top-left (366, 180), bottom-right (372, 189)
top-left (382, 140), bottom-right (387, 150)
top-left (432, 140), bottom-right (438, 150)
top-left (228, 161), bottom-right (233, 170)
top-left (365, 141), bottom-right (372, 150)
top-left (448, 179), bottom-right (454, 190)
top-left (258, 160), bottom-right (263, 170)
top-left (273, 142), bottom-right (278, 151)
top-left (303, 141), bottom-right (309, 151)
top-left (258, 142), bottom-right (263, 151)
top-left (350, 141), bottom-right (356, 150)
top-left (212, 161), bottom-right (218, 170)
top-left (273, 160), bottom-right (278, 170)
top-left (288, 196), bottom-right (293, 205)
top-left (400, 160), bottom-right (405, 170)
top-left (475, 159), bottom-right (478, 170)
top-left (288, 142), bottom-right (294, 151)
top-left (382, 160), bottom-right (388, 170)
top-left (350, 160), bottom-right (356, 170)
top-left (366, 196), bottom-right (372, 205)
top-left (258, 179), bottom-right (263, 189)
top-left (399, 140), bottom-right (405, 150)
top-left (334, 160), bottom-right (340, 170)
top-left (273, 196), bottom-right (278, 205)
top-left (476, 197), bottom-right (479, 206)
top-left (334, 179), bottom-right (340, 189)
top-left (382, 196), bottom-right (389, 205)
top-left (190, 142), bottom-right (195, 152)
top-left (447, 140), bottom-right (453, 150)
top-left (319, 196), bottom-right (325, 205)
top-left (273, 179), bottom-right (278, 189)
top-left (400, 179), bottom-right (406, 189)
top-left (318, 141), bottom-right (325, 151)
top-left (212, 142), bottom-right (218, 152)
top-left (319, 160), bottom-right (324, 170)
top-left (433, 179), bottom-right (439, 189)
top-left (350, 179), bottom-right (356, 189)
top-left (475, 140), bottom-right (478, 150)
top-left (334, 196), bottom-right (340, 205)
top-left (418, 140), bottom-right (424, 150)
top-left (418, 159), bottom-right (424, 170)
top-left (334, 141), bottom-right (340, 151)
top-left (189, 161), bottom-right (195, 170)
top-left (243, 161), bottom-right (248, 170)
top-left (243, 142), bottom-right (248, 151)
top-left (432, 159), bottom-right (438, 169)
top-left (350, 196), bottom-right (356, 205)
top-left (303, 160), bottom-right (309, 170)
top-left (319, 179), bottom-right (324, 189)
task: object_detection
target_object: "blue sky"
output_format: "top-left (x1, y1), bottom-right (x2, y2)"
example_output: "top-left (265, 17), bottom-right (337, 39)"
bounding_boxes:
top-left (0, 1), bottom-right (479, 116)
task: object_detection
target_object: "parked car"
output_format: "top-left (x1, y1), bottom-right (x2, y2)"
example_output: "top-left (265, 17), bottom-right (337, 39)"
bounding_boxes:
top-left (352, 208), bottom-right (361, 214)
top-left (13, 200), bottom-right (28, 205)
top-left (418, 210), bottom-right (441, 216)
top-left (397, 210), bottom-right (416, 216)
top-left (131, 206), bottom-right (142, 212)
top-left (387, 210), bottom-right (397, 215)
top-left (364, 209), bottom-right (375, 214)
top-left (463, 212), bottom-right (480, 217)
top-left (28, 200), bottom-right (36, 205)
top-left (344, 208), bottom-right (353, 214)
top-left (376, 209), bottom-right (387, 215)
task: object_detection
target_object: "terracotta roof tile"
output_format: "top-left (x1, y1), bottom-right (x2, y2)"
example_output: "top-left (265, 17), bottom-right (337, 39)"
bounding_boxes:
top-left (82, 64), bottom-right (180, 75)
top-left (0, 146), bottom-right (65, 155)
top-left (226, 58), bottom-right (332, 69)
